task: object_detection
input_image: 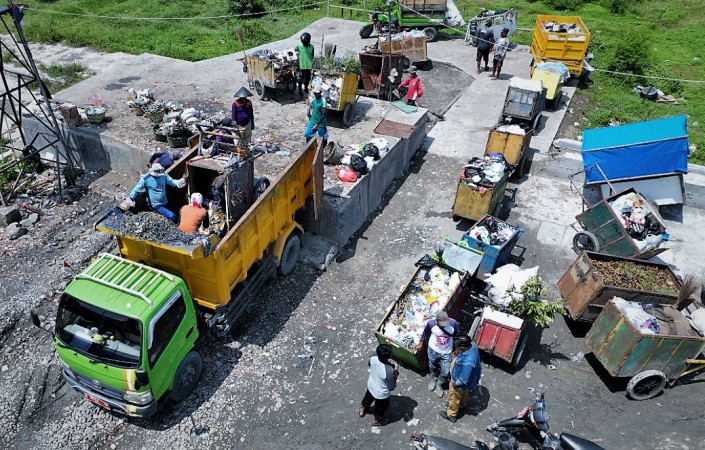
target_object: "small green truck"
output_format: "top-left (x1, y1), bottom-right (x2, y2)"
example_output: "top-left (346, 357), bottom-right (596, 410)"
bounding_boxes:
top-left (360, 0), bottom-right (463, 42)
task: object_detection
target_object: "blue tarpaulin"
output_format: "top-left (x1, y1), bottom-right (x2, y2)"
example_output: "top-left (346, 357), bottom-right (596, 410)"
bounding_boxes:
top-left (581, 115), bottom-right (689, 184)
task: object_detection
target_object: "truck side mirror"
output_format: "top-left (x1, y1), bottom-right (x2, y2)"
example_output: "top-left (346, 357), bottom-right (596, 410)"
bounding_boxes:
top-left (30, 310), bottom-right (41, 328)
top-left (135, 370), bottom-right (150, 389)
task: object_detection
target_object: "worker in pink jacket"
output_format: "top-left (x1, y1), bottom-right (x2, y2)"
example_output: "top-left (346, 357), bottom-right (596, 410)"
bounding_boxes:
top-left (400, 66), bottom-right (423, 106)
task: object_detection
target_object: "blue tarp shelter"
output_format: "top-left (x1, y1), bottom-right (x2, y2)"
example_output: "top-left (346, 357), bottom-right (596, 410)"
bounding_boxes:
top-left (581, 115), bottom-right (689, 184)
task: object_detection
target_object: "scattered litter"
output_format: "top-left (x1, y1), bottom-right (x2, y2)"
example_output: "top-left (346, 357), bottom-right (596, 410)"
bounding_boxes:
top-left (371, 427), bottom-right (381, 434)
top-left (407, 418), bottom-right (420, 426)
top-left (548, 364), bottom-right (557, 370)
top-left (525, 371), bottom-right (531, 378)
top-left (514, 395), bottom-right (521, 400)
top-left (326, 325), bottom-right (337, 331)
top-left (571, 352), bottom-right (585, 362)
top-left (276, 150), bottom-right (291, 156)
top-left (552, 138), bottom-right (582, 152)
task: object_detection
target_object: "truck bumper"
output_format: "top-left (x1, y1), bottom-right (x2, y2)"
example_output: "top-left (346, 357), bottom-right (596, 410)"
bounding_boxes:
top-left (63, 369), bottom-right (158, 418)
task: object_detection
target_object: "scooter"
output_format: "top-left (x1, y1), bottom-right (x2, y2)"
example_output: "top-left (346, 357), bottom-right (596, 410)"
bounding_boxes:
top-left (359, 12), bottom-right (399, 39)
top-left (486, 390), bottom-right (605, 450)
top-left (411, 431), bottom-right (518, 450)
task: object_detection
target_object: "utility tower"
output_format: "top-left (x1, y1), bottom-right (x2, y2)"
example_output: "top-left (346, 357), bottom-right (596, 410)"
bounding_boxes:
top-left (0, 1), bottom-right (76, 206)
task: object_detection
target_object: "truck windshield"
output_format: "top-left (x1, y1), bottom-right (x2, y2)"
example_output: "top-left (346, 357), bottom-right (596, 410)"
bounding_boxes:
top-left (56, 294), bottom-right (142, 368)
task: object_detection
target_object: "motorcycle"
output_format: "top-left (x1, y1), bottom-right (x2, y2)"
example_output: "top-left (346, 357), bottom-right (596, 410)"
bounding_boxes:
top-left (359, 12), bottom-right (399, 39)
top-left (411, 431), bottom-right (518, 450)
top-left (486, 390), bottom-right (605, 450)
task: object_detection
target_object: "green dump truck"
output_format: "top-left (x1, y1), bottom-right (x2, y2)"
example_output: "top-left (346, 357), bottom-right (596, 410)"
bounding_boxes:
top-left (32, 139), bottom-right (322, 417)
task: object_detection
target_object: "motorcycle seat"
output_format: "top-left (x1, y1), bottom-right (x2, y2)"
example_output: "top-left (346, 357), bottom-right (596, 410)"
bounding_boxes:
top-left (560, 433), bottom-right (606, 450)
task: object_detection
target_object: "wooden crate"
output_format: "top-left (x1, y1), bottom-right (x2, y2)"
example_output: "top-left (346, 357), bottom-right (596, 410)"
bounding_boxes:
top-left (378, 36), bottom-right (428, 64)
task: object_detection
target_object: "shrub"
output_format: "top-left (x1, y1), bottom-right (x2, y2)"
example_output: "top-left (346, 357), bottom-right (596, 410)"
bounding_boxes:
top-left (608, 30), bottom-right (650, 75)
top-left (543, 0), bottom-right (590, 11)
top-left (229, 0), bottom-right (266, 17)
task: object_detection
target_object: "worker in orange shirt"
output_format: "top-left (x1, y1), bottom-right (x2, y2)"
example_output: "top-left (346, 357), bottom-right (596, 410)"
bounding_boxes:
top-left (399, 66), bottom-right (423, 106)
top-left (179, 193), bottom-right (208, 234)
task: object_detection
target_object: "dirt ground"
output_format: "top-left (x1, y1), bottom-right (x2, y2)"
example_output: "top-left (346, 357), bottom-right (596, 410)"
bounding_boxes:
top-left (2, 27), bottom-right (705, 450)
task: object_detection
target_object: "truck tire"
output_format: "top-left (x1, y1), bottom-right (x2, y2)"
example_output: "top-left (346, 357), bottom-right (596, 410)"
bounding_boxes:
top-left (626, 370), bottom-right (667, 400)
top-left (170, 351), bottom-right (202, 402)
top-left (423, 27), bottom-right (438, 42)
top-left (360, 24), bottom-right (374, 39)
top-left (279, 234), bottom-right (300, 276)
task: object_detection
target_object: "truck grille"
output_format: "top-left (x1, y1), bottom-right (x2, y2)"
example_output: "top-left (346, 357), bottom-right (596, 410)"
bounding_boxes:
top-left (70, 370), bottom-right (125, 402)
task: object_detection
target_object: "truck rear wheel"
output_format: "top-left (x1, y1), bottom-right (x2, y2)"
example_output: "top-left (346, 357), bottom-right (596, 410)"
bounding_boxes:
top-left (423, 27), bottom-right (438, 42)
top-left (279, 234), bottom-right (300, 275)
top-left (170, 351), bottom-right (202, 402)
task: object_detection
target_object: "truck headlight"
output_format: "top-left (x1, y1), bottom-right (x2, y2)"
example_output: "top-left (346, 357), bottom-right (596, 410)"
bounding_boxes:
top-left (124, 390), bottom-right (153, 405)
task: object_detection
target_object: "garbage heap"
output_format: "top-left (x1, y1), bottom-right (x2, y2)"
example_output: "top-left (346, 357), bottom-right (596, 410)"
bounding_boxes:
top-left (381, 266), bottom-right (462, 349)
top-left (333, 138), bottom-right (390, 183)
top-left (250, 48), bottom-right (299, 72)
top-left (467, 215), bottom-right (518, 247)
top-left (609, 191), bottom-right (667, 251)
top-left (460, 153), bottom-right (512, 188)
top-left (311, 73), bottom-right (344, 109)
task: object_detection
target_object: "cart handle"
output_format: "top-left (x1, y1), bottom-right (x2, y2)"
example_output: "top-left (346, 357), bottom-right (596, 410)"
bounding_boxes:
top-left (568, 163), bottom-right (617, 210)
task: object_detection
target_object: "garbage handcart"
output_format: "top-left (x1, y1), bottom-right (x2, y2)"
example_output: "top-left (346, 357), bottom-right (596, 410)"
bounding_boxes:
top-left (531, 63), bottom-right (568, 110)
top-left (485, 124), bottom-right (532, 177)
top-left (461, 215), bottom-right (523, 280)
top-left (530, 15), bottom-right (591, 77)
top-left (569, 172), bottom-right (668, 259)
top-left (465, 9), bottom-right (518, 47)
top-left (245, 53), bottom-right (297, 100)
top-left (452, 173), bottom-right (508, 223)
top-left (358, 52), bottom-right (405, 99)
top-left (557, 251), bottom-right (683, 323)
top-left (378, 34), bottom-right (429, 69)
top-left (586, 299), bottom-right (705, 400)
top-left (469, 304), bottom-right (528, 368)
top-left (307, 71), bottom-right (360, 127)
top-left (500, 78), bottom-right (546, 133)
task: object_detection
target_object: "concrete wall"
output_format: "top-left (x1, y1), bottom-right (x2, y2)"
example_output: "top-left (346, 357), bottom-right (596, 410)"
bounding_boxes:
top-left (23, 115), bottom-right (149, 176)
top-left (302, 111), bottom-right (429, 245)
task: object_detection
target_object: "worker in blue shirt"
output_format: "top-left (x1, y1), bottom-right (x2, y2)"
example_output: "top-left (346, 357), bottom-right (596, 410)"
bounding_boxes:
top-left (121, 163), bottom-right (187, 223)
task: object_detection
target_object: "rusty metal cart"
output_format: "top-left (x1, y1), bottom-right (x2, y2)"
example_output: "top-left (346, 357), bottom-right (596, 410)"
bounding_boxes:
top-left (586, 299), bottom-right (705, 400)
top-left (470, 304), bottom-right (528, 368)
top-left (485, 125), bottom-right (532, 177)
top-left (244, 54), bottom-right (297, 100)
top-left (500, 78), bottom-right (546, 133)
top-left (307, 71), bottom-right (360, 127)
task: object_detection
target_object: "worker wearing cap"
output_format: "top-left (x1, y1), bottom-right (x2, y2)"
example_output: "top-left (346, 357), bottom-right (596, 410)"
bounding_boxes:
top-left (231, 87), bottom-right (255, 146)
top-left (121, 163), bottom-right (187, 223)
top-left (304, 85), bottom-right (328, 147)
top-left (399, 66), bottom-right (424, 106)
top-left (415, 311), bottom-right (460, 398)
top-left (179, 192), bottom-right (208, 234)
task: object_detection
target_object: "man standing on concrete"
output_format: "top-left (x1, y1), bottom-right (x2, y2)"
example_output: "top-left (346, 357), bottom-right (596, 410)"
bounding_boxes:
top-left (439, 335), bottom-right (482, 423)
top-left (304, 86), bottom-right (328, 148)
top-left (491, 28), bottom-right (510, 80)
top-left (230, 87), bottom-right (255, 146)
top-left (476, 19), bottom-right (495, 74)
top-left (295, 32), bottom-right (314, 96)
top-left (359, 344), bottom-right (399, 426)
top-left (121, 163), bottom-right (187, 223)
top-left (415, 311), bottom-right (460, 398)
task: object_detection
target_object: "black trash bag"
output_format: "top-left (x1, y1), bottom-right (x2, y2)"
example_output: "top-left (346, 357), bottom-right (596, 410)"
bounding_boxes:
top-left (349, 154), bottom-right (369, 175)
top-left (415, 254), bottom-right (438, 281)
top-left (362, 143), bottom-right (380, 160)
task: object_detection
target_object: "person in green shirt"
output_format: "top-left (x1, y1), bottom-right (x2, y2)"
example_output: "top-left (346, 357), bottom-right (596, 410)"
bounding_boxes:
top-left (295, 32), bottom-right (314, 96)
top-left (304, 86), bottom-right (328, 147)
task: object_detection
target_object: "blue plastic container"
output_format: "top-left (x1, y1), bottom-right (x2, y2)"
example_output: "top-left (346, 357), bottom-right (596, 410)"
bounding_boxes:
top-left (462, 215), bottom-right (524, 279)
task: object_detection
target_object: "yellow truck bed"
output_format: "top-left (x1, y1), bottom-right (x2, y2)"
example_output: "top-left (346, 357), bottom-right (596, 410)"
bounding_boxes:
top-left (530, 15), bottom-right (591, 75)
top-left (97, 140), bottom-right (322, 312)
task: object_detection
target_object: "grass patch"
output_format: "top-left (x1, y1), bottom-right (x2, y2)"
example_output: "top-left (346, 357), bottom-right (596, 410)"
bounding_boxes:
top-left (17, 0), bottom-right (705, 162)
top-left (36, 61), bottom-right (94, 93)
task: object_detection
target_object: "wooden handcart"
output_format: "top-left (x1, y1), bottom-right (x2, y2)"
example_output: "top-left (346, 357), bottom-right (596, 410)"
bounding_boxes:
top-left (586, 299), bottom-right (705, 400)
top-left (244, 54), bottom-right (297, 100)
top-left (378, 35), bottom-right (430, 69)
top-left (307, 71), bottom-right (360, 127)
top-left (485, 124), bottom-right (532, 177)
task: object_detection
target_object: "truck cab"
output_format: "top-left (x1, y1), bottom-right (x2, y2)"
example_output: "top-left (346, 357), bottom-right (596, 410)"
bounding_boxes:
top-left (54, 253), bottom-right (200, 417)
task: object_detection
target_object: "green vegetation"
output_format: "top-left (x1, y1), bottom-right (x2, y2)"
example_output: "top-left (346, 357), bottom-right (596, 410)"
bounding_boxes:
top-left (508, 277), bottom-right (566, 327)
top-left (34, 61), bottom-right (93, 93)
top-left (17, 0), bottom-right (705, 162)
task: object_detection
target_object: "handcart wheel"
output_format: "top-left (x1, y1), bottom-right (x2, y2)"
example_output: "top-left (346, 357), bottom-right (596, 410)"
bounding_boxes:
top-left (342, 103), bottom-right (354, 127)
top-left (253, 177), bottom-right (270, 201)
top-left (552, 91), bottom-right (563, 110)
top-left (402, 57), bottom-right (411, 70)
top-left (532, 114), bottom-right (542, 134)
top-left (572, 231), bottom-right (600, 254)
top-left (423, 27), bottom-right (438, 42)
top-left (285, 81), bottom-right (296, 92)
top-left (511, 333), bottom-right (528, 369)
top-left (254, 79), bottom-right (266, 100)
top-left (515, 155), bottom-right (528, 178)
top-left (626, 370), bottom-right (667, 400)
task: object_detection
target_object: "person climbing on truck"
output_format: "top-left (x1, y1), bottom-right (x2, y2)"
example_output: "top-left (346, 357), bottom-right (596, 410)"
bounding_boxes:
top-left (295, 32), bottom-right (314, 97)
top-left (121, 163), bottom-right (187, 223)
top-left (476, 19), bottom-right (495, 74)
top-left (179, 193), bottom-right (208, 234)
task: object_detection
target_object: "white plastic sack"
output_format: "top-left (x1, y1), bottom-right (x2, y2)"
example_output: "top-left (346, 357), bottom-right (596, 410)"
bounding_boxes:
top-left (485, 264), bottom-right (539, 307)
top-left (445, 0), bottom-right (466, 26)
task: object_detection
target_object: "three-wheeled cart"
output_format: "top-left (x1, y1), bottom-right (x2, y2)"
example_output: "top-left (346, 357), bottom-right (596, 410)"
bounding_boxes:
top-left (378, 35), bottom-right (430, 69)
top-left (307, 71), bottom-right (360, 127)
top-left (452, 173), bottom-right (508, 222)
top-left (586, 299), bottom-right (705, 400)
top-left (485, 124), bottom-right (532, 177)
top-left (500, 78), bottom-right (546, 133)
top-left (530, 15), bottom-right (591, 77)
top-left (358, 52), bottom-right (405, 99)
top-left (245, 54), bottom-right (298, 100)
top-left (570, 184), bottom-right (668, 259)
top-left (557, 251), bottom-right (683, 323)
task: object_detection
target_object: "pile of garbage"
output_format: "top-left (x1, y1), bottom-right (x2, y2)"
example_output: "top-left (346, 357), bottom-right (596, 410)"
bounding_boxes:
top-left (541, 19), bottom-right (586, 35)
top-left (379, 29), bottom-right (426, 42)
top-left (460, 153), bottom-right (511, 188)
top-left (496, 124), bottom-right (528, 136)
top-left (310, 74), bottom-right (344, 109)
top-left (335, 138), bottom-right (390, 183)
top-left (609, 191), bottom-right (666, 251)
top-left (485, 264), bottom-right (539, 308)
top-left (381, 266), bottom-right (462, 349)
top-left (613, 297), bottom-right (662, 335)
top-left (250, 48), bottom-right (299, 71)
top-left (467, 215), bottom-right (517, 247)
top-left (100, 209), bottom-right (213, 256)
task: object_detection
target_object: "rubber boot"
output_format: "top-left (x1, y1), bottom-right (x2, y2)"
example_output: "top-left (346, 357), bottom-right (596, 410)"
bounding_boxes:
top-left (427, 375), bottom-right (438, 391)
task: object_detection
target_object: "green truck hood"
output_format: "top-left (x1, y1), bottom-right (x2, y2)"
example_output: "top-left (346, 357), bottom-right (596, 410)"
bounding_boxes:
top-left (56, 342), bottom-right (141, 393)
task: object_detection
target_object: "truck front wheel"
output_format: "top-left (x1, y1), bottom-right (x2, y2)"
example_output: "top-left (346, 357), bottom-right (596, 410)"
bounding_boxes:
top-left (423, 27), bottom-right (438, 42)
top-left (279, 234), bottom-right (301, 276)
top-left (170, 351), bottom-right (202, 402)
